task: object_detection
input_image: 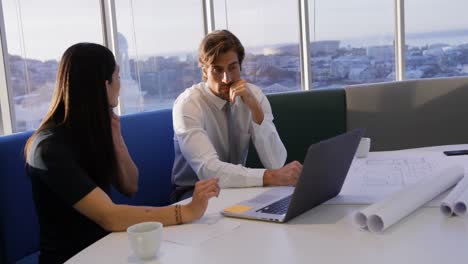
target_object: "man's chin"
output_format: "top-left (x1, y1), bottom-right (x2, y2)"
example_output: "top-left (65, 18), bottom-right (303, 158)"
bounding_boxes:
top-left (210, 86), bottom-right (229, 101)
top-left (218, 91), bottom-right (230, 101)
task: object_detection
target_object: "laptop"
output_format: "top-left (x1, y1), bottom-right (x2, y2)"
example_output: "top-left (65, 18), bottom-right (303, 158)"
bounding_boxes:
top-left (222, 129), bottom-right (364, 223)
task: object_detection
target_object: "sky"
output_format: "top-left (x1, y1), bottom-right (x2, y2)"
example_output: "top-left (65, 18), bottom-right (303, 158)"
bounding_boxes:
top-left (1, 0), bottom-right (468, 61)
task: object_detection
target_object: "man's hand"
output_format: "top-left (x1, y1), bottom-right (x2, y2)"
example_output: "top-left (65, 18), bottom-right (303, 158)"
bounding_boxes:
top-left (183, 178), bottom-right (220, 222)
top-left (229, 80), bottom-right (264, 124)
top-left (229, 80), bottom-right (254, 105)
top-left (263, 161), bottom-right (303, 186)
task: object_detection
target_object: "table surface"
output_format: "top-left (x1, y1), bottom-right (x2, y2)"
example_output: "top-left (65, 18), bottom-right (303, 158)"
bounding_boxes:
top-left (66, 144), bottom-right (468, 264)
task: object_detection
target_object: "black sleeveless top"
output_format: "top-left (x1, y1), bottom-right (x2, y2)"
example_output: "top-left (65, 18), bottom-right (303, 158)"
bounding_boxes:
top-left (27, 128), bottom-right (108, 263)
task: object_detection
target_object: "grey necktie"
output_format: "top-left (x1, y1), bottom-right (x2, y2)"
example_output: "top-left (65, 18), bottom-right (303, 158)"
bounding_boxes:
top-left (225, 102), bottom-right (239, 164)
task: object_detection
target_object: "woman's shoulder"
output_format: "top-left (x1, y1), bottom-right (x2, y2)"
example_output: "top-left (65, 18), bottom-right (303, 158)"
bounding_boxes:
top-left (27, 127), bottom-right (71, 169)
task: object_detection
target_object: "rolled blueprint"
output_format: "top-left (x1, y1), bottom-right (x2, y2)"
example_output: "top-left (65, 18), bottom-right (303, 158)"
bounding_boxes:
top-left (353, 165), bottom-right (464, 232)
top-left (440, 176), bottom-right (468, 216)
top-left (353, 189), bottom-right (403, 229)
top-left (454, 187), bottom-right (468, 216)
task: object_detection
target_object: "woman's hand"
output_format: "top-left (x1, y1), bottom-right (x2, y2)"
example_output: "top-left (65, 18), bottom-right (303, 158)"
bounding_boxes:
top-left (183, 178), bottom-right (220, 222)
top-left (110, 111), bottom-right (139, 196)
top-left (110, 111), bottom-right (124, 149)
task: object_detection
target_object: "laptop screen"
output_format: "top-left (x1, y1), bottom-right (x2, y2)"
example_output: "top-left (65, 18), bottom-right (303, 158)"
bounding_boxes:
top-left (284, 129), bottom-right (364, 222)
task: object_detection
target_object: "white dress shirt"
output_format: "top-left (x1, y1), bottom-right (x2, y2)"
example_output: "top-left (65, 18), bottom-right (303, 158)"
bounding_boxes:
top-left (171, 82), bottom-right (287, 188)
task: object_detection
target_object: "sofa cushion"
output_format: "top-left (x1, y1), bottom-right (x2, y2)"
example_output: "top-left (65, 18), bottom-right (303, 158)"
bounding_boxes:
top-left (16, 251), bottom-right (40, 264)
top-left (247, 89), bottom-right (347, 167)
top-left (0, 131), bottom-right (39, 264)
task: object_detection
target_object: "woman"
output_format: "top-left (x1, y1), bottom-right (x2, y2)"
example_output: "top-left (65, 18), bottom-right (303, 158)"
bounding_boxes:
top-left (25, 43), bottom-right (220, 263)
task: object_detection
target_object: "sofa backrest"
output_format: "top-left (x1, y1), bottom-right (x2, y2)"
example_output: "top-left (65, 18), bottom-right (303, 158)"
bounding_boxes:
top-left (112, 108), bottom-right (174, 206)
top-left (345, 77), bottom-right (468, 151)
top-left (247, 88), bottom-right (347, 167)
top-left (0, 130), bottom-right (39, 264)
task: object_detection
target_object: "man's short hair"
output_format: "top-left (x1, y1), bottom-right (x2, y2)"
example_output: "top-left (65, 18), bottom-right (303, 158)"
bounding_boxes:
top-left (198, 29), bottom-right (245, 71)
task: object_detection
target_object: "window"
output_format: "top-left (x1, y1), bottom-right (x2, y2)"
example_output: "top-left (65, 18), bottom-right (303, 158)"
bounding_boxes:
top-left (214, 0), bottom-right (302, 93)
top-left (0, 100), bottom-right (3, 135)
top-left (405, 0), bottom-right (468, 79)
top-left (0, 0), bottom-right (467, 136)
top-left (114, 0), bottom-right (204, 114)
top-left (309, 0), bottom-right (395, 88)
top-left (2, 0), bottom-right (102, 132)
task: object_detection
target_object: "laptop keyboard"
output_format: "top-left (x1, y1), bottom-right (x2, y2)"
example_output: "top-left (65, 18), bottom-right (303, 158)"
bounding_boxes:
top-left (257, 195), bottom-right (292, 215)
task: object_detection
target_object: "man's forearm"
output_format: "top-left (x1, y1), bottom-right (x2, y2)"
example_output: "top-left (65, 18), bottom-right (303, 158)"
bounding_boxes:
top-left (249, 101), bottom-right (264, 125)
top-left (199, 158), bottom-right (264, 188)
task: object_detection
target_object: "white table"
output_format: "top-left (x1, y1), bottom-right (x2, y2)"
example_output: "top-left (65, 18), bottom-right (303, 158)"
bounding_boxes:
top-left (66, 145), bottom-right (468, 264)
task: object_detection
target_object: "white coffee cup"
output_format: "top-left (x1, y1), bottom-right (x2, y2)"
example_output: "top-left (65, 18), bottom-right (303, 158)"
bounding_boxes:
top-left (127, 221), bottom-right (163, 260)
top-left (356, 137), bottom-right (371, 158)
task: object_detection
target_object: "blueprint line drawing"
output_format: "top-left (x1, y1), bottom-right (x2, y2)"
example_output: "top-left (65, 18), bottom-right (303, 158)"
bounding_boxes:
top-left (333, 151), bottom-right (447, 204)
top-left (359, 157), bottom-right (437, 187)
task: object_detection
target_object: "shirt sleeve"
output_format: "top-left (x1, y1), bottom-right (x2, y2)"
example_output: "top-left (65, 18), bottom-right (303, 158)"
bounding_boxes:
top-left (173, 95), bottom-right (265, 188)
top-left (38, 138), bottom-right (97, 206)
top-left (250, 86), bottom-right (287, 169)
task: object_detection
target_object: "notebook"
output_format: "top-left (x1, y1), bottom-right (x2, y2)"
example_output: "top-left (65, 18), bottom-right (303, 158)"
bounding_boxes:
top-left (222, 129), bottom-right (364, 223)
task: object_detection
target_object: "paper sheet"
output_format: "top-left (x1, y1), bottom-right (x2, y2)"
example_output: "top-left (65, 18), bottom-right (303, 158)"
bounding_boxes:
top-left (224, 204), bottom-right (254, 213)
top-left (353, 166), bottom-right (464, 232)
top-left (326, 151), bottom-right (449, 206)
top-left (163, 214), bottom-right (240, 246)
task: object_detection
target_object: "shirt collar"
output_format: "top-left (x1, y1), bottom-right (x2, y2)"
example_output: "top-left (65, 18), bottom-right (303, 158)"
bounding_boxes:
top-left (203, 82), bottom-right (228, 110)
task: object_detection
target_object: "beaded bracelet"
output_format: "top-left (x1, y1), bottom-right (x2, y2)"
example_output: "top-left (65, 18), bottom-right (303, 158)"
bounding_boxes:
top-left (175, 204), bottom-right (182, 225)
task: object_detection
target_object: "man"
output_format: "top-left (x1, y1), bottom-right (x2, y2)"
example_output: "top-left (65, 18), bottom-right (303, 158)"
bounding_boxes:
top-left (171, 30), bottom-right (302, 201)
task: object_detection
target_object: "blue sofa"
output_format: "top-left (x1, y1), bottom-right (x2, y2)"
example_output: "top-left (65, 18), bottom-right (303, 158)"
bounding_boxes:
top-left (0, 130), bottom-right (37, 264)
top-left (0, 109), bottom-right (177, 263)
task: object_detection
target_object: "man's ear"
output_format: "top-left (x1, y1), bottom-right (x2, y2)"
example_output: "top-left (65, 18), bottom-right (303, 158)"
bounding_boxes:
top-left (202, 66), bottom-right (208, 80)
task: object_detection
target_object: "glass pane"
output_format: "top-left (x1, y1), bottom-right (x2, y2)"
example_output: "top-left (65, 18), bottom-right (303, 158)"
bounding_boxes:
top-left (2, 0), bottom-right (102, 132)
top-left (0, 99), bottom-right (3, 135)
top-left (214, 0), bottom-right (302, 93)
top-left (405, 0), bottom-right (468, 79)
top-left (114, 0), bottom-right (204, 114)
top-left (310, 0), bottom-right (395, 88)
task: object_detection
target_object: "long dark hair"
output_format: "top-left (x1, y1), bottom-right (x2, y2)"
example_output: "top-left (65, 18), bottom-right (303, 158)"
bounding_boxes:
top-left (25, 43), bottom-right (118, 190)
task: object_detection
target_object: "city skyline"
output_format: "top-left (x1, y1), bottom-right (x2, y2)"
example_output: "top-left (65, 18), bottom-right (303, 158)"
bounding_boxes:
top-left (4, 28), bottom-right (468, 62)
top-left (6, 32), bottom-right (468, 132)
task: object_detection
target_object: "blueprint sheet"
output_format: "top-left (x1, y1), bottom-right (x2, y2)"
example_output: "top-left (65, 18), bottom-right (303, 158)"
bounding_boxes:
top-left (326, 150), bottom-right (454, 206)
